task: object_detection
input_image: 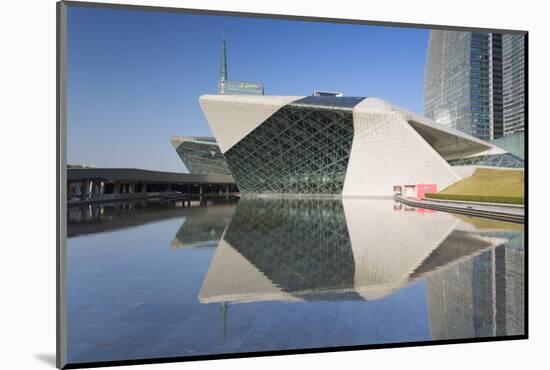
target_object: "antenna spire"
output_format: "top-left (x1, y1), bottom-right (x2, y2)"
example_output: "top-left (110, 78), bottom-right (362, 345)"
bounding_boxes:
top-left (220, 30), bottom-right (228, 81)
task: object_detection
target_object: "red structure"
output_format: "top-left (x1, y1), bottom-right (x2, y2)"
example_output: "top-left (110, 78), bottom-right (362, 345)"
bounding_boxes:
top-left (416, 184), bottom-right (437, 199)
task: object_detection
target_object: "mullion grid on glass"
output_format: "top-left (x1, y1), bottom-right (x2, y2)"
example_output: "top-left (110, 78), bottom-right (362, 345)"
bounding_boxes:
top-left (225, 105), bottom-right (354, 194)
top-left (447, 153), bottom-right (524, 168)
top-left (223, 198), bottom-right (355, 293)
top-left (177, 142), bottom-right (232, 175)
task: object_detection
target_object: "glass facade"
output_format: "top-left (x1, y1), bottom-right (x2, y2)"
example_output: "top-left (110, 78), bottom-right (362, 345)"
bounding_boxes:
top-left (291, 95), bottom-right (365, 109)
top-left (447, 152), bottom-right (524, 168)
top-left (219, 79), bottom-right (264, 95)
top-left (424, 31), bottom-right (525, 142)
top-left (175, 139), bottom-right (232, 176)
top-left (502, 34), bottom-right (525, 135)
top-left (218, 37), bottom-right (264, 96)
top-left (491, 34), bottom-right (504, 138)
top-left (424, 31), bottom-right (474, 136)
top-left (223, 197), bottom-right (356, 294)
top-left (469, 32), bottom-right (492, 141)
top-left (224, 98), bottom-right (361, 194)
top-left (490, 131), bottom-right (525, 159)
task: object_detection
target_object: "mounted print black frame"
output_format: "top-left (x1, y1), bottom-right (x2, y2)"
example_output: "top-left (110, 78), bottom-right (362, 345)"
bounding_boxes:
top-left (57, 1), bottom-right (528, 368)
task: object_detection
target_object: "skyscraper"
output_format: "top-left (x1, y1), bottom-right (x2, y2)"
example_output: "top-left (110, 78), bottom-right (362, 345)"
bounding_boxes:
top-left (218, 36), bottom-right (264, 96)
top-left (502, 34), bottom-right (525, 136)
top-left (424, 31), bottom-right (525, 142)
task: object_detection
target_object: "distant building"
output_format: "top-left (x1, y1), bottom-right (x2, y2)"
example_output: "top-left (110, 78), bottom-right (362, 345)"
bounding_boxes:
top-left (424, 31), bottom-right (525, 142)
top-left (67, 164), bottom-right (96, 169)
top-left (200, 95), bottom-right (523, 197)
top-left (170, 136), bottom-right (232, 176)
top-left (171, 36), bottom-right (263, 176)
top-left (218, 37), bottom-right (264, 96)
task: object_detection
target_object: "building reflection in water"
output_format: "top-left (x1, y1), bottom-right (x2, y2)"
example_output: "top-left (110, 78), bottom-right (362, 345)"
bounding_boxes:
top-left (426, 231), bottom-right (524, 339)
top-left (200, 197), bottom-right (524, 340)
top-left (171, 203), bottom-right (237, 248)
top-left (67, 196), bottom-right (237, 241)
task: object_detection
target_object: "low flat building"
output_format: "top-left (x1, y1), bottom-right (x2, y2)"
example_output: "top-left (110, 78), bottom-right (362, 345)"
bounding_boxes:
top-left (199, 95), bottom-right (523, 197)
top-left (67, 167), bottom-right (237, 203)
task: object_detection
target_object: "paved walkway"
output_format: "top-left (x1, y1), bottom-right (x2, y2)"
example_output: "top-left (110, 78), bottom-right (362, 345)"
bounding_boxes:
top-left (395, 195), bottom-right (524, 223)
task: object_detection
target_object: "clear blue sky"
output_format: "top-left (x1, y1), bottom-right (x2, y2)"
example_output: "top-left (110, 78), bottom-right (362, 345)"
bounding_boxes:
top-left (67, 5), bottom-right (430, 172)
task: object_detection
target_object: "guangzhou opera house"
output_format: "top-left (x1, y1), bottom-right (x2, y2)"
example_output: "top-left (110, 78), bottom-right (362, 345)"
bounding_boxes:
top-left (170, 136), bottom-right (232, 176)
top-left (199, 95), bottom-right (523, 197)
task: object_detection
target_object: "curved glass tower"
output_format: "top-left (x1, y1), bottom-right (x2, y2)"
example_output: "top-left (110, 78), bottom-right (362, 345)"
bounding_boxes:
top-left (424, 30), bottom-right (525, 142)
top-left (424, 31), bottom-right (494, 141)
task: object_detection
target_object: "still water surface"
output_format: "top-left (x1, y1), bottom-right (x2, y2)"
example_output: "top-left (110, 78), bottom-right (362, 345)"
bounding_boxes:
top-left (67, 196), bottom-right (524, 364)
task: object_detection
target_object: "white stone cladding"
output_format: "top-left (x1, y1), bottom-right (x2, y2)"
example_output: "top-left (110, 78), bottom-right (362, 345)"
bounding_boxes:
top-left (199, 238), bottom-right (301, 304)
top-left (343, 198), bottom-right (460, 300)
top-left (199, 95), bottom-right (303, 153)
top-left (342, 98), bottom-right (461, 196)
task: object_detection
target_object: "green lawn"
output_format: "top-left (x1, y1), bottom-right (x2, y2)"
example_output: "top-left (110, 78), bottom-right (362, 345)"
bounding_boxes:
top-left (425, 168), bottom-right (524, 205)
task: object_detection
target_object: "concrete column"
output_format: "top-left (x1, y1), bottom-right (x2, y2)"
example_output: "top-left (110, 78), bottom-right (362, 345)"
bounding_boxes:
top-left (199, 185), bottom-right (203, 195)
top-left (142, 183), bottom-right (147, 193)
top-left (128, 184), bottom-right (134, 194)
top-left (82, 179), bottom-right (91, 200)
top-left (91, 181), bottom-right (99, 196)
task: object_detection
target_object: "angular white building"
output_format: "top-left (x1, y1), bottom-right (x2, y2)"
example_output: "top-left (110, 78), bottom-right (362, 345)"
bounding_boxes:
top-left (199, 95), bottom-right (523, 197)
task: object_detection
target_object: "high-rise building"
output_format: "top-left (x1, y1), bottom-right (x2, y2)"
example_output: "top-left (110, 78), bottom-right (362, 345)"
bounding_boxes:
top-left (171, 36), bottom-right (264, 175)
top-left (424, 31), bottom-right (525, 142)
top-left (502, 34), bottom-right (525, 135)
top-left (218, 37), bottom-right (264, 95)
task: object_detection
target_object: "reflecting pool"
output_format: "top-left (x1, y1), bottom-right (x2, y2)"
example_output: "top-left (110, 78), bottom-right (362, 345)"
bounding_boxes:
top-left (67, 196), bottom-right (524, 364)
